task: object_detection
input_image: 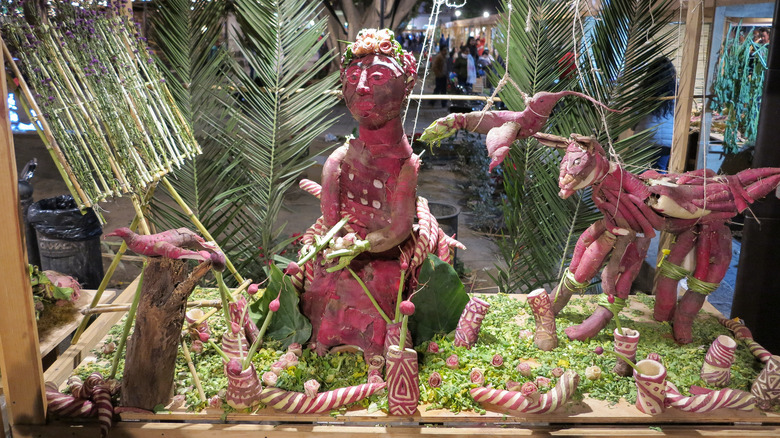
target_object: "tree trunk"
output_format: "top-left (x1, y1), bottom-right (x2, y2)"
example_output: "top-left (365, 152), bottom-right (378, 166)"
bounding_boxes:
top-left (122, 258), bottom-right (211, 410)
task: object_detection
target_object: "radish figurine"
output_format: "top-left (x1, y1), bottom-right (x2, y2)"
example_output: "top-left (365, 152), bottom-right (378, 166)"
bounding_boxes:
top-left (523, 133), bottom-right (780, 344)
top-left (105, 227), bottom-right (225, 270)
top-left (294, 29), bottom-right (464, 356)
top-left (419, 91), bottom-right (623, 171)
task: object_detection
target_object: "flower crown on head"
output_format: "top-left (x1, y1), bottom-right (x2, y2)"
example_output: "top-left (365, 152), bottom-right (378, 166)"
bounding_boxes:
top-left (341, 28), bottom-right (417, 78)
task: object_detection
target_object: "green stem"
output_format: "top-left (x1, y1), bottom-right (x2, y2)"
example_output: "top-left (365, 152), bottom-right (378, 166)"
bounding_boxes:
top-left (214, 270), bottom-right (233, 324)
top-left (397, 315), bottom-right (409, 350)
top-left (243, 309), bottom-right (274, 370)
top-left (394, 270), bottom-right (406, 323)
top-left (297, 217), bottom-right (350, 266)
top-left (604, 349), bottom-right (640, 374)
top-left (109, 260), bottom-right (146, 379)
top-left (207, 339), bottom-right (230, 362)
top-left (348, 268), bottom-right (391, 324)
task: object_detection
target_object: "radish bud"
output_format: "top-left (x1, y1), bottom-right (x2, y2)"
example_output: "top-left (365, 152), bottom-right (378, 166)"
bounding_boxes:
top-left (399, 300), bottom-right (415, 316)
top-left (607, 294), bottom-right (615, 304)
top-left (226, 358), bottom-right (242, 375)
top-left (230, 322), bottom-right (241, 334)
top-left (269, 298), bottom-right (281, 312)
top-left (210, 252), bottom-right (226, 271)
top-left (198, 331), bottom-right (210, 342)
top-left (401, 261), bottom-right (409, 270)
top-left (285, 262), bottom-right (301, 276)
top-left (247, 283), bottom-right (259, 295)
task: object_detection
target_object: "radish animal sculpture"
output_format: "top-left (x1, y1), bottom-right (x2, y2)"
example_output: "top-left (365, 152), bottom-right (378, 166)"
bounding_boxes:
top-left (105, 227), bottom-right (226, 271)
top-left (525, 133), bottom-right (780, 344)
top-left (419, 90), bottom-right (623, 172)
top-left (288, 29), bottom-right (463, 356)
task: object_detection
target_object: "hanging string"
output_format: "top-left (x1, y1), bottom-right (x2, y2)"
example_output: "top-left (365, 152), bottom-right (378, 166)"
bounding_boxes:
top-left (470, 2), bottom-right (521, 132)
top-left (570, 0), bottom-right (628, 224)
top-left (696, 0), bottom-right (708, 217)
top-left (403, 0), bottom-right (450, 135)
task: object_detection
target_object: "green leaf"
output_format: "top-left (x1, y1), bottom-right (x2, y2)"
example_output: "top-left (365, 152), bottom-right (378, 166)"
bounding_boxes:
top-left (248, 264), bottom-right (311, 348)
top-left (49, 285), bottom-right (74, 302)
top-left (408, 254), bottom-right (470, 345)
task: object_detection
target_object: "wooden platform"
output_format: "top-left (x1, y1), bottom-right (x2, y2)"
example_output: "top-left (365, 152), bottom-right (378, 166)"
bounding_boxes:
top-left (38, 288), bottom-right (117, 358)
top-left (0, 288), bottom-right (116, 396)
top-left (15, 293), bottom-right (777, 437)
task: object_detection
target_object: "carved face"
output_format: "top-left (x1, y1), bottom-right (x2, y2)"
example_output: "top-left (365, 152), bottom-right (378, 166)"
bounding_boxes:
top-left (342, 54), bottom-right (412, 129)
top-left (558, 143), bottom-right (600, 198)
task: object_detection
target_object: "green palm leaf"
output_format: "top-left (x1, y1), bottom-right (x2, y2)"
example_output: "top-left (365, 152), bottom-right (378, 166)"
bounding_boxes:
top-left (493, 0), bottom-right (677, 293)
top-left (227, 0), bottom-right (340, 263)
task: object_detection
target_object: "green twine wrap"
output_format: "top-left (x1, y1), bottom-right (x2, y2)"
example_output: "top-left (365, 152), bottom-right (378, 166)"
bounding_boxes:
top-left (597, 294), bottom-right (627, 319)
top-left (561, 268), bottom-right (591, 292)
top-left (657, 258), bottom-right (690, 281)
top-left (686, 276), bottom-right (720, 295)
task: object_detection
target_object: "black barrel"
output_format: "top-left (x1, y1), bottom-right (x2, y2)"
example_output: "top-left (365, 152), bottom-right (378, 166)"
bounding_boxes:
top-left (28, 195), bottom-right (104, 288)
top-left (18, 180), bottom-right (40, 267)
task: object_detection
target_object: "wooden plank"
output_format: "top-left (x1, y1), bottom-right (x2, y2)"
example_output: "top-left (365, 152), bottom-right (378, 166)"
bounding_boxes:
top-left (38, 289), bottom-right (117, 357)
top-left (0, 35), bottom-right (47, 426)
top-left (670, 0), bottom-right (704, 174)
top-left (12, 421), bottom-right (780, 438)
top-left (43, 277), bottom-right (139, 387)
top-left (116, 393), bottom-right (780, 425)
top-left (655, 0), bottom-right (705, 269)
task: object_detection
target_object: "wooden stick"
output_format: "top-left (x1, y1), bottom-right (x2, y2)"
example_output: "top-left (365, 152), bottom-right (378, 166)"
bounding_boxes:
top-left (0, 36), bottom-right (47, 425)
top-left (82, 300), bottom-right (223, 316)
top-left (189, 280), bottom-right (253, 328)
top-left (1, 38), bottom-right (90, 207)
top-left (161, 176), bottom-right (244, 283)
top-left (180, 338), bottom-right (206, 402)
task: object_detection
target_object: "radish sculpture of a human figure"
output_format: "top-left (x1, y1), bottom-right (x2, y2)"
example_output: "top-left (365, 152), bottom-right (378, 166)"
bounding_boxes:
top-left (290, 29), bottom-right (464, 356)
top-left (515, 133), bottom-right (780, 343)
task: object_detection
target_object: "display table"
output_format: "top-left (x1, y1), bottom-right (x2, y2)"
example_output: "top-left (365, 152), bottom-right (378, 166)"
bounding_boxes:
top-left (15, 291), bottom-right (780, 437)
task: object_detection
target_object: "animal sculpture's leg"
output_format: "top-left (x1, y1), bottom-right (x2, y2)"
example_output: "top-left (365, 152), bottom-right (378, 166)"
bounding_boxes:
top-left (653, 229), bottom-right (697, 322)
top-left (673, 222), bottom-right (731, 344)
top-left (550, 221), bottom-right (614, 315)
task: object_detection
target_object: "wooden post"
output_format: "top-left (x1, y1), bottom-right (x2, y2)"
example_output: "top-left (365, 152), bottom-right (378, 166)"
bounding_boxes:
top-left (121, 258), bottom-right (211, 410)
top-left (0, 38), bottom-right (47, 426)
top-left (655, 0), bottom-right (704, 269)
top-left (670, 0), bottom-right (703, 174)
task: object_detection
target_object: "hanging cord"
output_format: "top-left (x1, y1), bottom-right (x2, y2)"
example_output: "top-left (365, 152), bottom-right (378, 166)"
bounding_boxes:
top-left (571, 0), bottom-right (626, 219)
top-left (404, 0), bottom-right (449, 135)
top-left (471, 2), bottom-right (519, 132)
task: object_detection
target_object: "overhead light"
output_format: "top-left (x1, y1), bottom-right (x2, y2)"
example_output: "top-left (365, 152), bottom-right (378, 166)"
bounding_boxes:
top-left (483, 11), bottom-right (490, 18)
top-left (455, 10), bottom-right (461, 17)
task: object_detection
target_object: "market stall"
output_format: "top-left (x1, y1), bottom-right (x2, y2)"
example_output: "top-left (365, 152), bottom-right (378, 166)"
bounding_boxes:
top-left (2, 0), bottom-right (780, 437)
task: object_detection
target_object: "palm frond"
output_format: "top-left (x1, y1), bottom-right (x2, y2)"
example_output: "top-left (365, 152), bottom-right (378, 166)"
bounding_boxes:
top-left (228, 0), bottom-right (340, 262)
top-left (493, 0), bottom-right (677, 293)
top-left (148, 0), bottom-right (264, 279)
